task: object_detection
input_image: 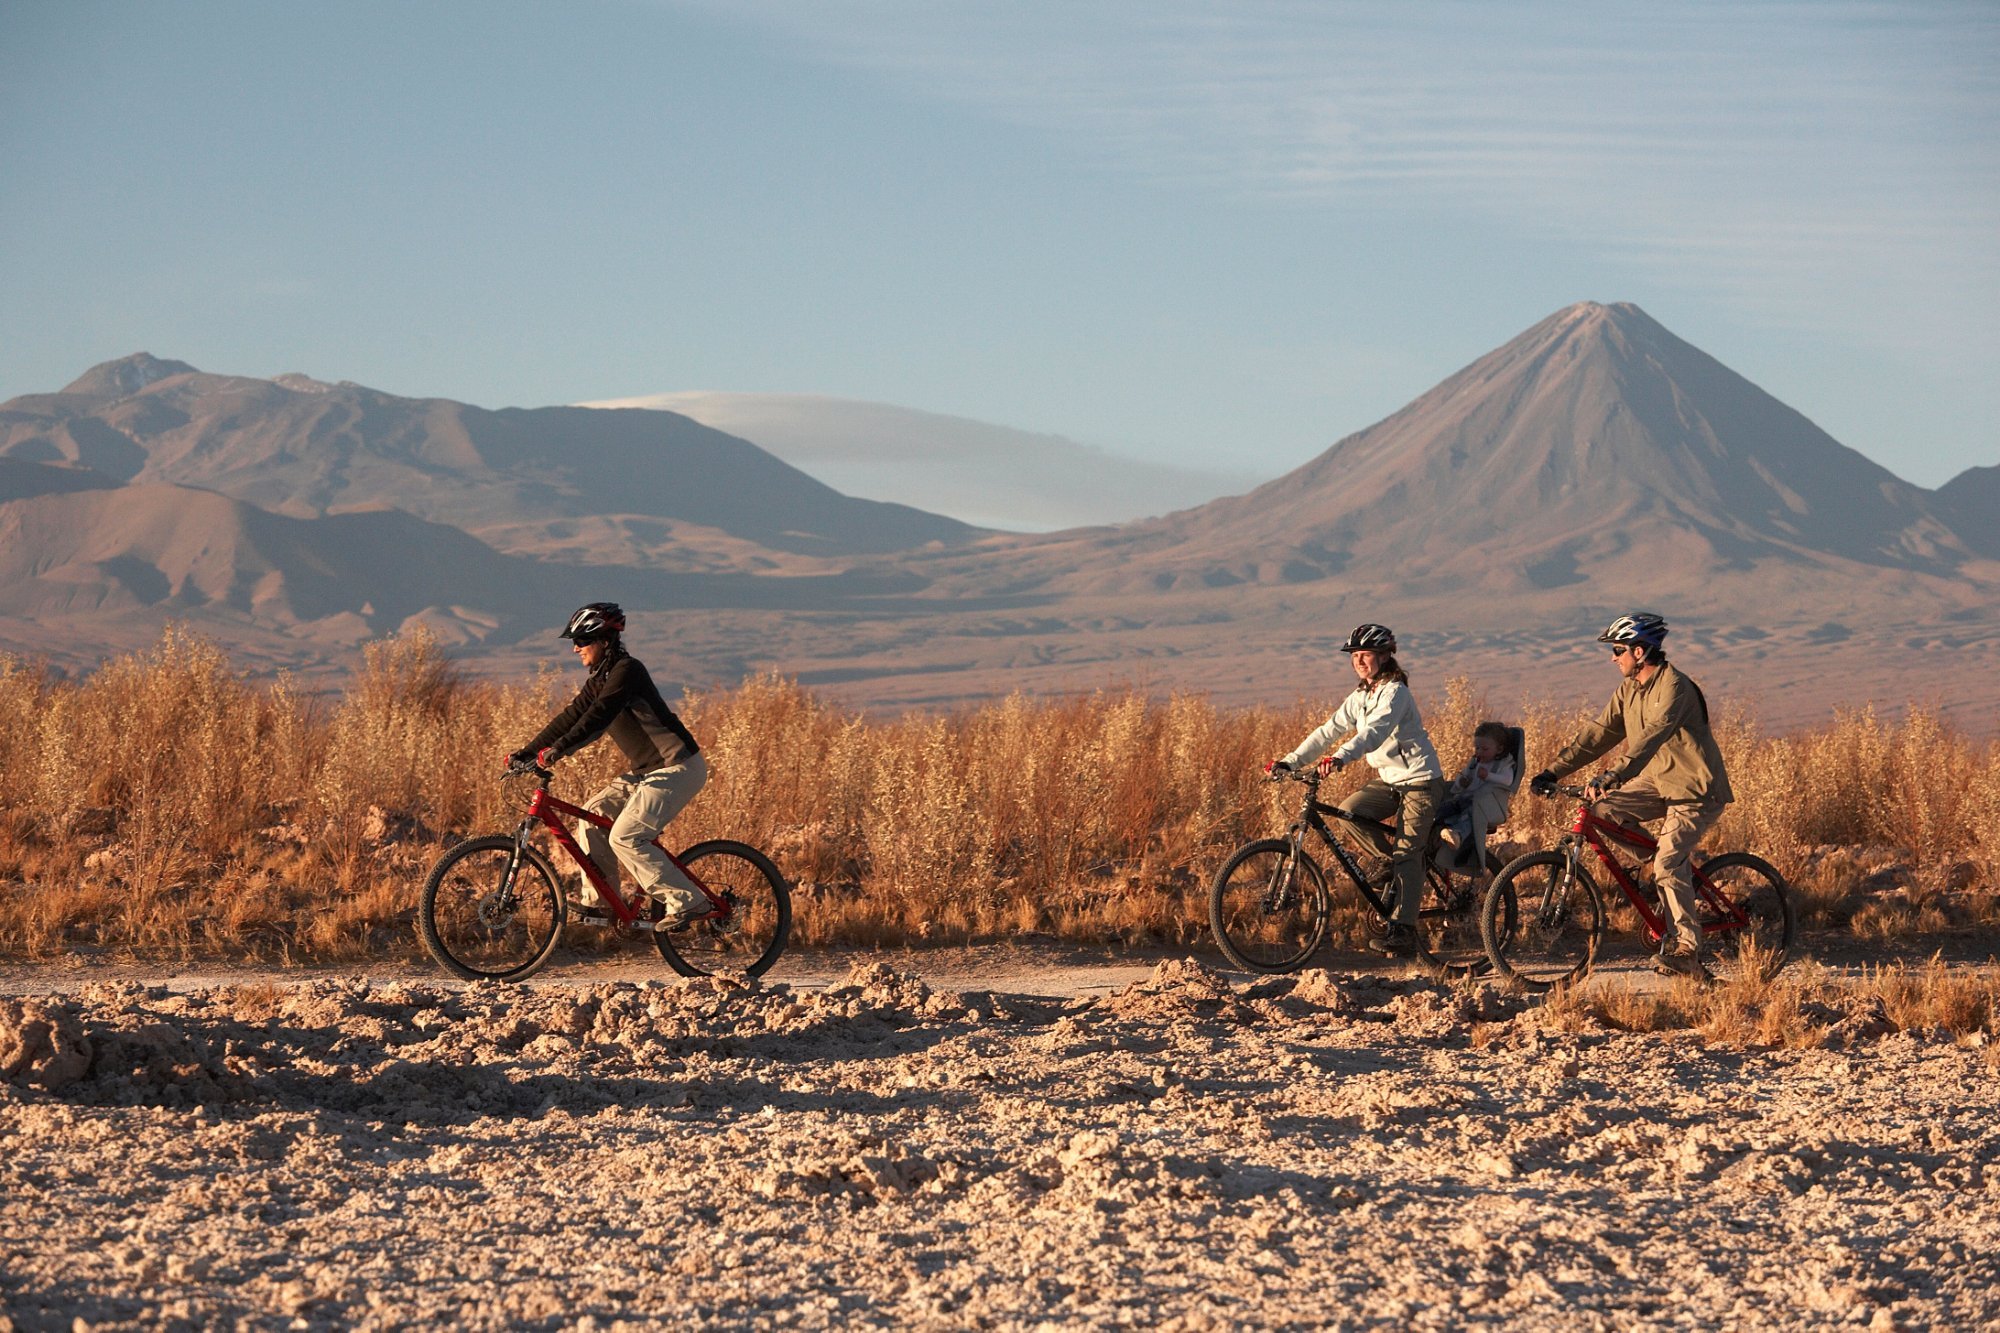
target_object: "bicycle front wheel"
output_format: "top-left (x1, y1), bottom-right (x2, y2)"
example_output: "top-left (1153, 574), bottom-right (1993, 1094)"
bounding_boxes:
top-left (1481, 850), bottom-right (1603, 993)
top-left (1208, 839), bottom-right (1330, 974)
top-left (1698, 852), bottom-right (1794, 983)
top-left (418, 835), bottom-right (566, 982)
top-left (655, 840), bottom-right (792, 979)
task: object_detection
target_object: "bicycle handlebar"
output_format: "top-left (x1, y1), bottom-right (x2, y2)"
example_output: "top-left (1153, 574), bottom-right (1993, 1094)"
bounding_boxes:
top-left (1532, 778), bottom-right (1594, 800)
top-left (504, 758), bottom-right (554, 782)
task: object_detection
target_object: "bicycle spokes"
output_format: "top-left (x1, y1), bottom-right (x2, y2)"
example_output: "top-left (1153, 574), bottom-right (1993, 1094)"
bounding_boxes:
top-left (1697, 853), bottom-right (1796, 983)
top-left (1481, 851), bottom-right (1602, 992)
top-left (1208, 839), bottom-right (1330, 974)
top-left (419, 837), bottom-right (564, 982)
top-left (654, 842), bottom-right (791, 978)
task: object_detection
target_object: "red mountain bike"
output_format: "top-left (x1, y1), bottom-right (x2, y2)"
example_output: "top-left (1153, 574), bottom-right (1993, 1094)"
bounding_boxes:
top-left (417, 760), bottom-right (791, 983)
top-left (1479, 780), bottom-right (1793, 991)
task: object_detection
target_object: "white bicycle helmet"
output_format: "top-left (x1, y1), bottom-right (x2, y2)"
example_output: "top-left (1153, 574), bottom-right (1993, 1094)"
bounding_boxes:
top-left (1597, 612), bottom-right (1668, 651)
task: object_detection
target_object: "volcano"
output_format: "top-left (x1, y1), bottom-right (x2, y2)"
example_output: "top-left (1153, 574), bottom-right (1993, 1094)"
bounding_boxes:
top-left (960, 301), bottom-right (1973, 602)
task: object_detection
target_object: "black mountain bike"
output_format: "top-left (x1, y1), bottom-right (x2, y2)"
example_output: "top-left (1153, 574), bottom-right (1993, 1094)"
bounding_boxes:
top-left (1208, 766), bottom-right (1493, 977)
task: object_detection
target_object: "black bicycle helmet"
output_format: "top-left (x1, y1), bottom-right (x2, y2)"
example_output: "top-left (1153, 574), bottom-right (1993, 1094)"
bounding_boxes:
top-left (560, 601), bottom-right (626, 643)
top-left (1341, 622), bottom-right (1397, 653)
top-left (1596, 612), bottom-right (1668, 651)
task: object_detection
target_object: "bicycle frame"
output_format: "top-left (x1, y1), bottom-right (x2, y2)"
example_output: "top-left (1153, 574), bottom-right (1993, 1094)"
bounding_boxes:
top-left (1281, 774), bottom-right (1435, 921)
top-left (1558, 802), bottom-right (1752, 945)
top-left (515, 778), bottom-right (728, 929)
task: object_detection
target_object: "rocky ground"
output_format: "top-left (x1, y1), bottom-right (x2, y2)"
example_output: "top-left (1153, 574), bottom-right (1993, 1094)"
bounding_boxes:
top-left (3, 958), bottom-right (1997, 1331)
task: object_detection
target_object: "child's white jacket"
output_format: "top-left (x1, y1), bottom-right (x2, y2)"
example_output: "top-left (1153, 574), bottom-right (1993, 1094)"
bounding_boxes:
top-left (1283, 679), bottom-right (1443, 786)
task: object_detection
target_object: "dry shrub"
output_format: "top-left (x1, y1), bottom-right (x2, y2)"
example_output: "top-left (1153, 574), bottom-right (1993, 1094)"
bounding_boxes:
top-left (1789, 849), bottom-right (1871, 926)
top-left (1852, 891), bottom-right (1955, 941)
top-left (1539, 954), bottom-right (1997, 1050)
top-left (3, 629), bottom-right (1999, 962)
top-left (1866, 956), bottom-right (2000, 1037)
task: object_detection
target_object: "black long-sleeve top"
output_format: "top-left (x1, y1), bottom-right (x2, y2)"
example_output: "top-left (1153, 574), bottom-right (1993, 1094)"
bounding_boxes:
top-left (520, 648), bottom-right (698, 772)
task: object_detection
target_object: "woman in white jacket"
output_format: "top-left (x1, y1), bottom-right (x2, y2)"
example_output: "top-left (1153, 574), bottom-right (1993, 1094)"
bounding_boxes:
top-left (1269, 622), bottom-right (1445, 956)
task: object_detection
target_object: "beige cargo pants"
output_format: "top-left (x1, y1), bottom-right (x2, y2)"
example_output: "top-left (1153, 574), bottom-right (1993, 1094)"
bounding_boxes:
top-left (580, 753), bottom-right (709, 910)
top-left (1339, 777), bottom-right (1445, 926)
top-left (1590, 781), bottom-right (1725, 957)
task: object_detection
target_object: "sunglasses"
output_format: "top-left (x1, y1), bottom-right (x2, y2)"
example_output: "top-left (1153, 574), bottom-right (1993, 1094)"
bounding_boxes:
top-left (1609, 644), bottom-right (1635, 658)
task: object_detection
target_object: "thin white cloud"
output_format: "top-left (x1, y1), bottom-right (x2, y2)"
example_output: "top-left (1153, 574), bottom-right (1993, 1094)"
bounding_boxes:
top-left (577, 391), bottom-right (1262, 530)
top-left (675, 0), bottom-right (2000, 369)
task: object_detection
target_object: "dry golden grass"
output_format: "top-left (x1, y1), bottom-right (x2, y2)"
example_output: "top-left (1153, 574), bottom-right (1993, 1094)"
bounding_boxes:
top-left (1866, 955), bottom-right (2000, 1035)
top-left (1545, 955), bottom-right (2000, 1049)
top-left (1, 629), bottom-right (1996, 963)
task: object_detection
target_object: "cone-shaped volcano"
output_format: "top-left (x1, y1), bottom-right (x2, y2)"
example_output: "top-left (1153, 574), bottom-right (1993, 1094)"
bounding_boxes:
top-left (1056, 301), bottom-right (1966, 598)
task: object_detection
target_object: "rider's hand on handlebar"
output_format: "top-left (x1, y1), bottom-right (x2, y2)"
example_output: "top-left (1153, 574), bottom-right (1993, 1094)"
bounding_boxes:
top-left (1529, 771), bottom-right (1558, 797)
top-left (536, 746), bottom-right (560, 769)
top-left (1315, 754), bottom-right (1341, 776)
top-left (1582, 773), bottom-right (1613, 801)
top-left (1265, 758), bottom-right (1292, 781)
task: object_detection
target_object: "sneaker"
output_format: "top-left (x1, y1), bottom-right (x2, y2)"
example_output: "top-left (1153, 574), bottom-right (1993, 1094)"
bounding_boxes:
top-left (1367, 924), bottom-right (1419, 957)
top-left (566, 892), bottom-right (612, 923)
top-left (1650, 947), bottom-right (1713, 983)
top-left (649, 890), bottom-right (713, 932)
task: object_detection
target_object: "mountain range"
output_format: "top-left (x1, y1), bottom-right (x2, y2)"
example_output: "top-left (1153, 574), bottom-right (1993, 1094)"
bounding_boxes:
top-left (2, 303), bottom-right (1994, 728)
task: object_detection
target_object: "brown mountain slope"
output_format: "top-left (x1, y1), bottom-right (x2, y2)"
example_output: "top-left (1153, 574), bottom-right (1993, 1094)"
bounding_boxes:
top-left (0, 361), bottom-right (978, 562)
top-left (0, 482), bottom-right (554, 631)
top-left (0, 477), bottom-right (954, 672)
top-left (1938, 464), bottom-right (2000, 559)
top-left (0, 458), bottom-right (120, 503)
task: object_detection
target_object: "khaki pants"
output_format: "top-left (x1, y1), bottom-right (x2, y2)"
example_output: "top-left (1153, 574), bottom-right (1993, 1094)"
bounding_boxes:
top-left (1339, 777), bottom-right (1445, 926)
top-left (581, 753), bottom-right (709, 907)
top-left (1589, 782), bottom-right (1725, 957)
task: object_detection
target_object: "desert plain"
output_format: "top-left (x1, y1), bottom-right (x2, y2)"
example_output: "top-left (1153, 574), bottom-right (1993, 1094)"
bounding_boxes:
top-left (3, 946), bottom-right (1997, 1331)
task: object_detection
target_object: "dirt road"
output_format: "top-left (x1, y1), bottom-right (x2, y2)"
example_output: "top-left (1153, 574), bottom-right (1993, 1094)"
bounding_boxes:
top-left (3, 949), bottom-right (1997, 1329)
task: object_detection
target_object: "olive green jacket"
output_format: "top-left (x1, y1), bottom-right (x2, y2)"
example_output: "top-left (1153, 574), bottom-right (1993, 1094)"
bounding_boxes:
top-left (1548, 662), bottom-right (1734, 804)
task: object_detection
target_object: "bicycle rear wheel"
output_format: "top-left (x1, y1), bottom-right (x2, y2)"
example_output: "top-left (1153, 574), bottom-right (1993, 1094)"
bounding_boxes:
top-left (1416, 859), bottom-right (1489, 981)
top-left (1698, 852), bottom-right (1794, 983)
top-left (1481, 850), bottom-right (1603, 993)
top-left (418, 835), bottom-right (566, 982)
top-left (654, 840), bottom-right (792, 978)
top-left (1208, 839), bottom-right (1330, 974)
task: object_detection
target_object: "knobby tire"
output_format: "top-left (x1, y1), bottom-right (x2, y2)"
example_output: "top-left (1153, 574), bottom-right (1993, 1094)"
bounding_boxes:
top-left (1481, 850), bottom-right (1603, 992)
top-left (1209, 838), bottom-right (1331, 974)
top-left (653, 839), bottom-right (792, 979)
top-left (417, 835), bottom-right (567, 982)
top-left (1697, 851), bottom-right (1795, 983)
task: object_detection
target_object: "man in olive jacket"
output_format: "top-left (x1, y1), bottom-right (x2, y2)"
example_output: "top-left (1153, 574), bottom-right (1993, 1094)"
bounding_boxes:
top-left (1532, 612), bottom-right (1733, 978)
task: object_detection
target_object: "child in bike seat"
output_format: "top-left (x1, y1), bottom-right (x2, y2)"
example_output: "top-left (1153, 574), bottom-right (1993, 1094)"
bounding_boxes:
top-left (1438, 721), bottom-right (1517, 872)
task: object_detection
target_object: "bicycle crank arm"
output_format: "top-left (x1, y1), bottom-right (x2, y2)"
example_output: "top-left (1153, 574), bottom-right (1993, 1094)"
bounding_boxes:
top-left (570, 910), bottom-right (666, 931)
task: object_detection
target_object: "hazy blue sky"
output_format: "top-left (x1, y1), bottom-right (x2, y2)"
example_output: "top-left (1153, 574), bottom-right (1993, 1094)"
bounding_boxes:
top-left (2, 1), bottom-right (1994, 484)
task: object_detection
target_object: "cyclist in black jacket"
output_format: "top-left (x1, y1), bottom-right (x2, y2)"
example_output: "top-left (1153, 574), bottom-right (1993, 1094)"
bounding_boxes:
top-left (510, 603), bottom-right (710, 924)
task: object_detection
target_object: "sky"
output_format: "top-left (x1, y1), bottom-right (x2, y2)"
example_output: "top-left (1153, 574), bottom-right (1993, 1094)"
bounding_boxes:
top-left (1, 0), bottom-right (1995, 486)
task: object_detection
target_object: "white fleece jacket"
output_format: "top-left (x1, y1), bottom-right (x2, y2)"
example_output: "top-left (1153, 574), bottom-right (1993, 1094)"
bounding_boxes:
top-left (1283, 679), bottom-right (1443, 786)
